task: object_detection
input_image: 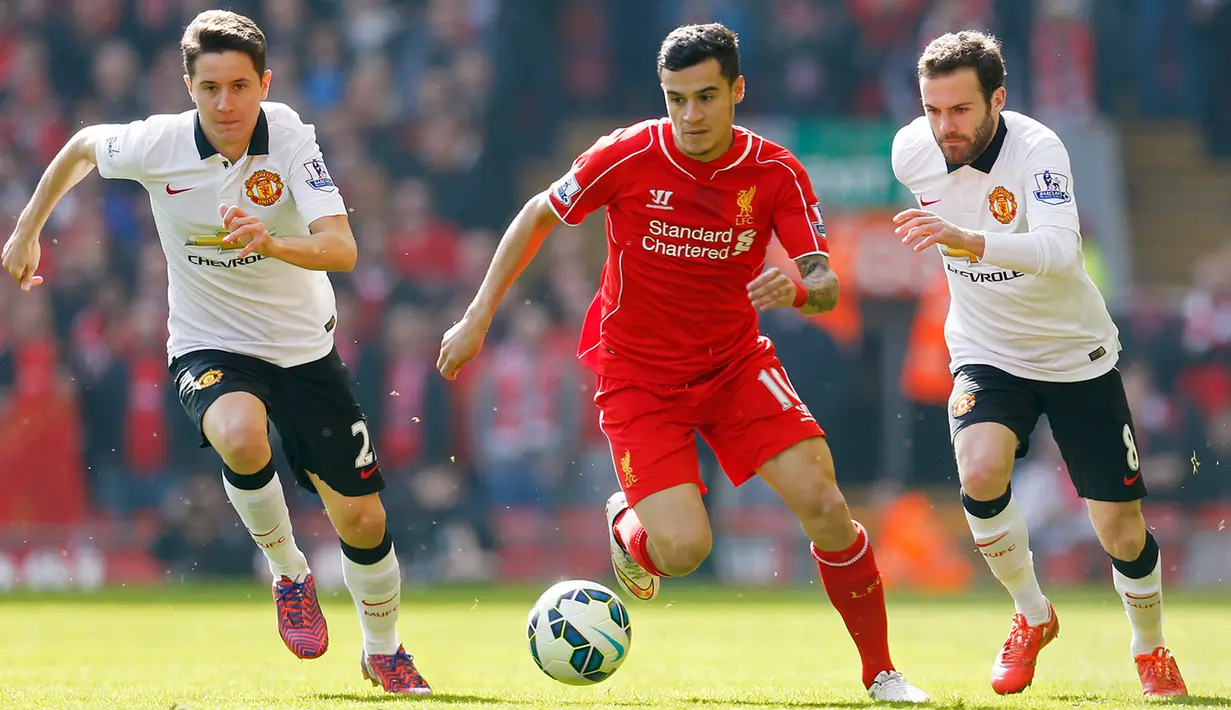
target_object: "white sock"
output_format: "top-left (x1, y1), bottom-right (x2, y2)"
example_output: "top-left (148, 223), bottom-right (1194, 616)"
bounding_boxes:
top-left (964, 493), bottom-right (1051, 625)
top-left (222, 472), bottom-right (309, 581)
top-left (342, 539), bottom-right (402, 656)
top-left (1113, 549), bottom-right (1166, 658)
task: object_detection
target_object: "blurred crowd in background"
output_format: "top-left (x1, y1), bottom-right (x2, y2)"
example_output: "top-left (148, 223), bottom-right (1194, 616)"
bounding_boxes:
top-left (0, 0), bottom-right (1228, 590)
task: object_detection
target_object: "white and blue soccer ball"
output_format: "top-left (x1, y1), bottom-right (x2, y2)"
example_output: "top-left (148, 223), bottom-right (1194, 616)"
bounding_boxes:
top-left (526, 580), bottom-right (632, 685)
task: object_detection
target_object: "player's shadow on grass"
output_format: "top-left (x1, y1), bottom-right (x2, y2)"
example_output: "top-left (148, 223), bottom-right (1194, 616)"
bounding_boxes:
top-left (1049, 694), bottom-right (1231, 707)
top-left (1171, 696), bottom-right (1231, 707)
top-left (677, 698), bottom-right (991, 709)
top-left (313, 691), bottom-right (503, 704)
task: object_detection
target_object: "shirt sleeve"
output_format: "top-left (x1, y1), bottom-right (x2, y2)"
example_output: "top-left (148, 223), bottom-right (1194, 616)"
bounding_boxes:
top-left (288, 128), bottom-right (347, 226)
top-left (980, 136), bottom-right (1082, 277)
top-left (769, 151), bottom-right (829, 258)
top-left (546, 127), bottom-right (646, 226)
top-left (94, 120), bottom-right (152, 182)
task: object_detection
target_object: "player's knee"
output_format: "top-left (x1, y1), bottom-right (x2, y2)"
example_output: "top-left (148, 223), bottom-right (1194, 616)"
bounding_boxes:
top-left (653, 528), bottom-right (712, 576)
top-left (332, 500), bottom-right (387, 548)
top-left (1090, 505), bottom-right (1146, 561)
top-left (211, 423), bottom-right (271, 472)
top-left (802, 487), bottom-right (850, 527)
top-left (956, 451), bottom-right (1013, 500)
top-left (955, 426), bottom-right (1016, 499)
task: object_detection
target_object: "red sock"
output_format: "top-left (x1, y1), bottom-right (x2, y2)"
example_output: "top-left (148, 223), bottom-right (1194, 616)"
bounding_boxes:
top-left (613, 509), bottom-right (668, 577)
top-left (813, 521), bottom-right (893, 689)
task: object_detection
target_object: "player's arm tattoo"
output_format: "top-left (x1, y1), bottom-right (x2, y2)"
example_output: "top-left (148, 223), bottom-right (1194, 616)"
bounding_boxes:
top-left (795, 254), bottom-right (839, 316)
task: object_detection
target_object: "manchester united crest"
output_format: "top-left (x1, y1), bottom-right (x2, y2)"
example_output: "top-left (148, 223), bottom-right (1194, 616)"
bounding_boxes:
top-left (245, 169), bottom-right (284, 207)
top-left (951, 392), bottom-right (975, 417)
top-left (196, 369), bottom-right (224, 389)
top-left (987, 186), bottom-right (1017, 225)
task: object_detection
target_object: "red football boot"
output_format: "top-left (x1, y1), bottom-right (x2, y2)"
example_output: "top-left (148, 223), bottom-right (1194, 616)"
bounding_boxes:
top-left (273, 573), bottom-right (329, 659)
top-left (361, 645), bottom-right (433, 695)
top-left (1136, 647), bottom-right (1188, 698)
top-left (991, 603), bottom-right (1060, 694)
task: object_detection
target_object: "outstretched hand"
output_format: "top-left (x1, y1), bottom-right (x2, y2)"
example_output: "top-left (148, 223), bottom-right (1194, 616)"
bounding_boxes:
top-left (2, 230), bottom-right (44, 291)
top-left (893, 208), bottom-right (977, 255)
top-left (437, 314), bottom-right (490, 380)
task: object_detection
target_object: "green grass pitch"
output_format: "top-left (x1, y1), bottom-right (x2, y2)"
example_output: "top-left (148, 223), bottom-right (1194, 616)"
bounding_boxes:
top-left (1, 584), bottom-right (1228, 709)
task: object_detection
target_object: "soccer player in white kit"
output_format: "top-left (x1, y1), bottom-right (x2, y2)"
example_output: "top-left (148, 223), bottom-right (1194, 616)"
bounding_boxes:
top-left (1, 10), bottom-right (430, 695)
top-left (890, 31), bottom-right (1187, 698)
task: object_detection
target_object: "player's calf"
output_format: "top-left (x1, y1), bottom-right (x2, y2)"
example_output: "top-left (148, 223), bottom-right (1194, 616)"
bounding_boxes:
top-left (311, 475), bottom-right (407, 658)
top-left (790, 485), bottom-right (857, 551)
top-left (645, 528), bottom-right (711, 576)
top-left (612, 484), bottom-right (712, 577)
top-left (759, 438), bottom-right (913, 693)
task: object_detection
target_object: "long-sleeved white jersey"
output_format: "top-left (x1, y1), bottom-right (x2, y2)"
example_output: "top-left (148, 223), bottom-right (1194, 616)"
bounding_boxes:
top-left (892, 110), bottom-right (1120, 383)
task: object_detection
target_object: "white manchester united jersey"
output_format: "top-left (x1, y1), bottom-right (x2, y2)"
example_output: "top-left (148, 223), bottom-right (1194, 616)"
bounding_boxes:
top-left (892, 110), bottom-right (1119, 383)
top-left (95, 101), bottom-right (345, 368)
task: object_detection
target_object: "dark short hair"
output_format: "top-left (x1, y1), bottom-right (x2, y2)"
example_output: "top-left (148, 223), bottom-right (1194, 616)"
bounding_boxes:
top-left (181, 10), bottom-right (267, 78)
top-left (658, 23), bottom-right (740, 84)
top-left (917, 30), bottom-right (1005, 102)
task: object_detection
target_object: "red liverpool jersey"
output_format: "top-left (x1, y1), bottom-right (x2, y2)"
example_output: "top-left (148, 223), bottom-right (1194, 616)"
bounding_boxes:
top-left (547, 118), bottom-right (829, 385)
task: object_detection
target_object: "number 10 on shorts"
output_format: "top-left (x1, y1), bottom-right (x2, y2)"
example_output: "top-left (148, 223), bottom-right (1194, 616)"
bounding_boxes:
top-left (758, 367), bottom-right (814, 421)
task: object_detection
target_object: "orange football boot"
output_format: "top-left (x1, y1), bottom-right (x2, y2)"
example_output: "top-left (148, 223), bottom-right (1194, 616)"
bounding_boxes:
top-left (1136, 647), bottom-right (1188, 698)
top-left (990, 603), bottom-right (1060, 694)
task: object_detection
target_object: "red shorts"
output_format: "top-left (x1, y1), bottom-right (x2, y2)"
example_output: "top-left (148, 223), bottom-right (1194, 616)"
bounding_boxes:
top-left (595, 337), bottom-right (825, 507)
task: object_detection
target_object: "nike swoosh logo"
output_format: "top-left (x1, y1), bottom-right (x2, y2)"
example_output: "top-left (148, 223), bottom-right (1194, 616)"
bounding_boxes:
top-left (360, 464), bottom-right (379, 479)
top-left (361, 593), bottom-right (398, 607)
top-left (921, 199), bottom-right (942, 206)
top-left (614, 565), bottom-right (655, 600)
top-left (1124, 472), bottom-right (1142, 486)
top-left (593, 627), bottom-right (626, 662)
top-left (165, 185), bottom-right (195, 195)
top-left (974, 531), bottom-right (1009, 548)
top-left (1124, 591), bottom-right (1158, 600)
top-left (249, 524), bottom-right (280, 538)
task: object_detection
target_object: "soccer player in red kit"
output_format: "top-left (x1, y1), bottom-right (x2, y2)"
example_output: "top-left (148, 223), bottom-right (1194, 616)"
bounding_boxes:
top-left (437, 24), bottom-right (929, 702)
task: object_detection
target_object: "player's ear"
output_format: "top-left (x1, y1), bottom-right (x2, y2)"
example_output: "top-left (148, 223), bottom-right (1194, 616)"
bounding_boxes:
top-left (183, 74), bottom-right (194, 101)
top-left (261, 69), bottom-right (272, 99)
top-left (990, 86), bottom-right (1006, 113)
top-left (732, 76), bottom-right (745, 105)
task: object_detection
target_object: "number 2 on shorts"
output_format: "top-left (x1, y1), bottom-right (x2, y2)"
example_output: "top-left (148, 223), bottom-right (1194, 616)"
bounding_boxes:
top-left (352, 420), bottom-right (376, 468)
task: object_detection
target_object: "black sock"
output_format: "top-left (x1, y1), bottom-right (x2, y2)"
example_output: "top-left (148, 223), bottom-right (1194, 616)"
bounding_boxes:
top-left (961, 483), bottom-right (1012, 519)
top-left (1111, 531), bottom-right (1159, 579)
top-left (340, 530), bottom-right (393, 565)
top-left (222, 459), bottom-right (276, 490)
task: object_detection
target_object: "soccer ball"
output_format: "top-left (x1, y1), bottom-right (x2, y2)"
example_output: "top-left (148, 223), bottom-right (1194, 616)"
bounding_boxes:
top-left (526, 580), bottom-right (632, 685)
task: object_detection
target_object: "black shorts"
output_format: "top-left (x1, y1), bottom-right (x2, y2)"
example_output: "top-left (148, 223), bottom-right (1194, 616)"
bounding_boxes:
top-left (948, 364), bottom-right (1145, 502)
top-left (169, 347), bottom-right (384, 497)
